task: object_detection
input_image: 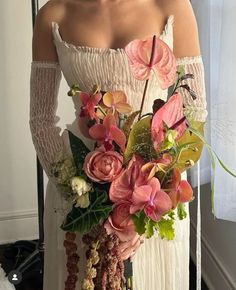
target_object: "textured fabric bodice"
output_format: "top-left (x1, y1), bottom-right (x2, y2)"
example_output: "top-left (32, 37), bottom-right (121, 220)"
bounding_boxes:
top-left (51, 16), bottom-right (174, 116)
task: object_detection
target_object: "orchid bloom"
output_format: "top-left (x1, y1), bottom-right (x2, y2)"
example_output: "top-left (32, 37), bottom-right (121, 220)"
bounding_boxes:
top-left (89, 113), bottom-right (126, 151)
top-left (103, 91), bottom-right (132, 115)
top-left (124, 36), bottom-right (176, 89)
top-left (141, 153), bottom-right (173, 180)
top-left (109, 155), bottom-right (146, 203)
top-left (79, 91), bottom-right (102, 120)
top-left (151, 93), bottom-right (187, 151)
top-left (164, 168), bottom-right (193, 209)
top-left (130, 177), bottom-right (172, 222)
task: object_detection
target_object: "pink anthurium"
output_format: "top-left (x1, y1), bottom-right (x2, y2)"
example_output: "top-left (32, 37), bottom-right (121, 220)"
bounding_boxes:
top-left (164, 168), bottom-right (193, 209)
top-left (124, 36), bottom-right (176, 89)
top-left (130, 177), bottom-right (172, 222)
top-left (151, 93), bottom-right (187, 150)
top-left (80, 91), bottom-right (102, 120)
top-left (103, 91), bottom-right (132, 115)
top-left (89, 113), bottom-right (126, 151)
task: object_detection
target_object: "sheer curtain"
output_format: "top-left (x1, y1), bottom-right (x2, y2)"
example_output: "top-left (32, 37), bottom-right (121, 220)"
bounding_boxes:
top-left (192, 0), bottom-right (236, 222)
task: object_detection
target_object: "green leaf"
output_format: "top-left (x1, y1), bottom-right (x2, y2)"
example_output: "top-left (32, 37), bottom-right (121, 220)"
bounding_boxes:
top-left (188, 126), bottom-right (236, 216)
top-left (131, 211), bottom-right (146, 236)
top-left (61, 188), bottom-right (112, 234)
top-left (68, 130), bottom-right (90, 174)
top-left (176, 121), bottom-right (205, 171)
top-left (145, 218), bottom-right (157, 239)
top-left (122, 111), bottom-right (140, 138)
top-left (177, 203), bottom-right (187, 220)
top-left (124, 116), bottom-right (157, 162)
top-left (156, 218), bottom-right (175, 240)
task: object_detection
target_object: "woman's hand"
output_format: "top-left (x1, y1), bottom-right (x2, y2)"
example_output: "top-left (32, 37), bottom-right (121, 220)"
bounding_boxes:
top-left (118, 234), bottom-right (144, 261)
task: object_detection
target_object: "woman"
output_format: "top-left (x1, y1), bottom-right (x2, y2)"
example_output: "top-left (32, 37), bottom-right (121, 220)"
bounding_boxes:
top-left (29, 0), bottom-right (207, 289)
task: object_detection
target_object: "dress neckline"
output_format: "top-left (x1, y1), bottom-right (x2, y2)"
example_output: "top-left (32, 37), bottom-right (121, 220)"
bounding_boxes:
top-left (52, 15), bottom-right (174, 54)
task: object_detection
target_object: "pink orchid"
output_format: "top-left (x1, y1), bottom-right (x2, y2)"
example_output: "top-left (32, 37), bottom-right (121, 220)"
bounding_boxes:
top-left (79, 91), bottom-right (102, 120)
top-left (125, 36), bottom-right (176, 89)
top-left (151, 93), bottom-right (187, 150)
top-left (130, 177), bottom-right (172, 221)
top-left (103, 91), bottom-right (132, 115)
top-left (141, 153), bottom-right (173, 180)
top-left (89, 113), bottom-right (126, 151)
top-left (109, 155), bottom-right (146, 203)
top-left (164, 168), bottom-right (193, 209)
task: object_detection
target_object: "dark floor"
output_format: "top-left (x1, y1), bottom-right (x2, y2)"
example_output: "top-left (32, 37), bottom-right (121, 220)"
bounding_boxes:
top-left (0, 240), bottom-right (208, 290)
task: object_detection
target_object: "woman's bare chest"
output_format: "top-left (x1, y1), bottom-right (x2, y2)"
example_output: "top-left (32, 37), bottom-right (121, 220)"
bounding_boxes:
top-left (60, 1), bottom-right (166, 49)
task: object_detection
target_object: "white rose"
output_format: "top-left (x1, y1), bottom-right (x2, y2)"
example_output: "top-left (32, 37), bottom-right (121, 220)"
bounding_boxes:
top-left (71, 177), bottom-right (91, 196)
top-left (75, 193), bottom-right (90, 208)
top-left (71, 177), bottom-right (91, 208)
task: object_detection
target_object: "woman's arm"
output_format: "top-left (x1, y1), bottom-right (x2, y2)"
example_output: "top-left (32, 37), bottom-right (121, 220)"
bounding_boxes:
top-left (160, 0), bottom-right (208, 122)
top-left (29, 2), bottom-right (66, 179)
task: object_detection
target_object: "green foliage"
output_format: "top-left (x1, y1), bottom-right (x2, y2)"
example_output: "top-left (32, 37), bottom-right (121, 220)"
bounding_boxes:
top-left (61, 188), bottom-right (112, 234)
top-left (176, 120), bottom-right (205, 171)
top-left (156, 218), bottom-right (175, 240)
top-left (68, 130), bottom-right (90, 175)
top-left (145, 218), bottom-right (157, 239)
top-left (124, 116), bottom-right (157, 162)
top-left (132, 211), bottom-right (175, 240)
top-left (122, 111), bottom-right (140, 138)
top-left (177, 203), bottom-right (187, 220)
top-left (132, 211), bottom-right (146, 236)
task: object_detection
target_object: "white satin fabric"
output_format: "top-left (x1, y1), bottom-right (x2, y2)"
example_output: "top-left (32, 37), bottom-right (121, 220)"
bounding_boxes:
top-left (43, 15), bottom-right (193, 290)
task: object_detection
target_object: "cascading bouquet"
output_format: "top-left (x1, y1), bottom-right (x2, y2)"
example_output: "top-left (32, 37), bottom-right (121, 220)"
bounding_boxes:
top-left (51, 36), bottom-right (234, 290)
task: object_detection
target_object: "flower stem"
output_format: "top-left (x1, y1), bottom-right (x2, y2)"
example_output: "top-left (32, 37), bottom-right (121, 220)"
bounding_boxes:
top-left (138, 79), bottom-right (149, 120)
top-left (97, 106), bottom-right (107, 116)
top-left (138, 35), bottom-right (157, 120)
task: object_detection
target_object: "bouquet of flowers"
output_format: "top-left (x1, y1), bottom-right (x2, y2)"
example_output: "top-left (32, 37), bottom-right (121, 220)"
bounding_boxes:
top-left (51, 36), bottom-right (234, 290)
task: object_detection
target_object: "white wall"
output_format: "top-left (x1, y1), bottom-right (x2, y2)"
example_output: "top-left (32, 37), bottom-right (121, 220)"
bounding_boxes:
top-left (0, 0), bottom-right (73, 244)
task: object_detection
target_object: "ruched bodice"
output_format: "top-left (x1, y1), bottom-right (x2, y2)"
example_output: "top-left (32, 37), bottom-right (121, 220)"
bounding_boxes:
top-left (51, 15), bottom-right (174, 115)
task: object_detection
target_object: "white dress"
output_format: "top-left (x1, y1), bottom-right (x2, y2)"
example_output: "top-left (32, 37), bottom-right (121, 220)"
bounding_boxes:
top-left (29, 15), bottom-right (207, 290)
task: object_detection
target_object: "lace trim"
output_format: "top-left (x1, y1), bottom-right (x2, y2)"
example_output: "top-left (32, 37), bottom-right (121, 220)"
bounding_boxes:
top-left (176, 56), bottom-right (203, 66)
top-left (51, 15), bottom-right (174, 54)
top-left (31, 61), bottom-right (60, 69)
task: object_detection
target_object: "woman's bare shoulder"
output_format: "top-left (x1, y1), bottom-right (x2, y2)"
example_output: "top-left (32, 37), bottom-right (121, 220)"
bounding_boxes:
top-left (32, 0), bottom-right (66, 61)
top-left (158, 0), bottom-right (201, 58)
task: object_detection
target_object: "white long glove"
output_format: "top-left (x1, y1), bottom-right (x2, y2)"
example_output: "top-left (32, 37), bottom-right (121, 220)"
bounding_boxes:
top-left (29, 61), bottom-right (64, 179)
top-left (177, 56), bottom-right (208, 122)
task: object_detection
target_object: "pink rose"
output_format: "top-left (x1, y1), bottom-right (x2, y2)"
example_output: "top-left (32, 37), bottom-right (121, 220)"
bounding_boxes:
top-left (104, 202), bottom-right (136, 242)
top-left (109, 155), bottom-right (147, 202)
top-left (83, 147), bottom-right (123, 183)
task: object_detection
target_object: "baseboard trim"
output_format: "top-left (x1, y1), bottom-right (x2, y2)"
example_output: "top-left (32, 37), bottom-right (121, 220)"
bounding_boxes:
top-left (0, 209), bottom-right (38, 221)
top-left (190, 221), bottom-right (236, 290)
